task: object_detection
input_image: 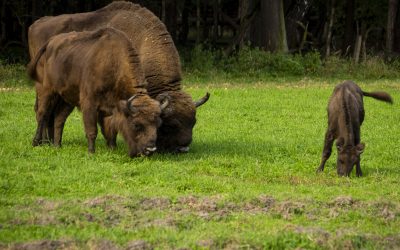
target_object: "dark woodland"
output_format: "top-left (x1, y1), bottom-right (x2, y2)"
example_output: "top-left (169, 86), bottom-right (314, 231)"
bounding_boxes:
top-left (1, 0), bottom-right (400, 63)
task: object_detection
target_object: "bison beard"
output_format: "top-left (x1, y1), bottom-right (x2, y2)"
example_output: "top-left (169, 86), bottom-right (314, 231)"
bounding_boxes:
top-left (28, 1), bottom-right (210, 153)
top-left (316, 80), bottom-right (393, 177)
top-left (28, 27), bottom-right (168, 157)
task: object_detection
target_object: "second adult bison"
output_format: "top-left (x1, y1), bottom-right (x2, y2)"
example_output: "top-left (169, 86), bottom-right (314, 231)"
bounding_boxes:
top-left (28, 27), bottom-right (168, 157)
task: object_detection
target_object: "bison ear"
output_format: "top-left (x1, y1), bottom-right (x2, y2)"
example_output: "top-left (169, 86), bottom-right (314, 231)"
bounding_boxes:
top-left (356, 143), bottom-right (365, 155)
top-left (336, 137), bottom-right (344, 151)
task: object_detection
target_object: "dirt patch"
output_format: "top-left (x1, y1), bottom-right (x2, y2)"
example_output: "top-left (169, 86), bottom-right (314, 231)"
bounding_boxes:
top-left (371, 201), bottom-right (398, 221)
top-left (293, 226), bottom-right (330, 246)
top-left (125, 240), bottom-right (152, 250)
top-left (144, 217), bottom-right (175, 228)
top-left (36, 198), bottom-right (60, 211)
top-left (176, 195), bottom-right (227, 220)
top-left (196, 239), bottom-right (214, 248)
top-left (243, 195), bottom-right (275, 214)
top-left (177, 195), bottom-right (220, 212)
top-left (331, 196), bottom-right (355, 208)
top-left (87, 239), bottom-right (120, 250)
top-left (140, 197), bottom-right (170, 210)
top-left (84, 195), bottom-right (128, 208)
top-left (274, 201), bottom-right (305, 220)
top-left (9, 240), bottom-right (78, 250)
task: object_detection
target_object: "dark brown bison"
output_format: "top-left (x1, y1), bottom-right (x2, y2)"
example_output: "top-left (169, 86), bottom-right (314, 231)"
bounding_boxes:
top-left (317, 81), bottom-right (393, 177)
top-left (28, 1), bottom-right (210, 153)
top-left (27, 27), bottom-right (168, 157)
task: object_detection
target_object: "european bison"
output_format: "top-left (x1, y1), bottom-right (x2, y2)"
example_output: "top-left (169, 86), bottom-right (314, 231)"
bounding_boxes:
top-left (317, 81), bottom-right (393, 177)
top-left (27, 27), bottom-right (168, 157)
top-left (28, 1), bottom-right (210, 153)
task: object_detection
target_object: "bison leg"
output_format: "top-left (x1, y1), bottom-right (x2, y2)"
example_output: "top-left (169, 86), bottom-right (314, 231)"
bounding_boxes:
top-left (98, 113), bottom-right (117, 149)
top-left (33, 91), bottom-right (57, 147)
top-left (34, 83), bottom-right (55, 144)
top-left (82, 106), bottom-right (98, 154)
top-left (316, 129), bottom-right (335, 173)
top-left (356, 160), bottom-right (363, 177)
top-left (53, 100), bottom-right (74, 147)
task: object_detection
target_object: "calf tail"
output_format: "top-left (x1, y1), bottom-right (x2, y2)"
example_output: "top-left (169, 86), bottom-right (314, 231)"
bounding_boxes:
top-left (27, 40), bottom-right (49, 82)
top-left (362, 91), bottom-right (393, 104)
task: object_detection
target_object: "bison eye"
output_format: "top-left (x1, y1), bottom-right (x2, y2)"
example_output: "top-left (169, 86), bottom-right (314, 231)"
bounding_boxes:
top-left (135, 124), bottom-right (145, 132)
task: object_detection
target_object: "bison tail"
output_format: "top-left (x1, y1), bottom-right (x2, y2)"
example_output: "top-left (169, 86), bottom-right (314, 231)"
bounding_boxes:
top-left (27, 40), bottom-right (49, 82)
top-left (362, 91), bottom-right (393, 104)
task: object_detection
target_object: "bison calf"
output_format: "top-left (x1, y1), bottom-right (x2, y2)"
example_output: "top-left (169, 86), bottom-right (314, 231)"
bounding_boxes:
top-left (28, 27), bottom-right (168, 157)
top-left (317, 80), bottom-right (393, 177)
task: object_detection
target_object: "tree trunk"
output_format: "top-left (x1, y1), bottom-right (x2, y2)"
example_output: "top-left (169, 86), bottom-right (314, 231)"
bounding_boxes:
top-left (342, 0), bottom-right (355, 56)
top-left (324, 0), bottom-right (335, 58)
top-left (196, 0), bottom-right (201, 44)
top-left (249, 0), bottom-right (288, 52)
top-left (0, 0), bottom-right (6, 46)
top-left (179, 0), bottom-right (189, 45)
top-left (164, 0), bottom-right (177, 41)
top-left (386, 0), bottom-right (398, 53)
top-left (31, 0), bottom-right (43, 22)
top-left (212, 0), bottom-right (219, 45)
top-left (285, 0), bottom-right (311, 52)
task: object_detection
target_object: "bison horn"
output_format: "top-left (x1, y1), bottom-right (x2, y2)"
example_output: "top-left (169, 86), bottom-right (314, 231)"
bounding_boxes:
top-left (127, 95), bottom-right (137, 112)
top-left (127, 95), bottom-right (137, 103)
top-left (194, 92), bottom-right (210, 107)
top-left (160, 97), bottom-right (169, 111)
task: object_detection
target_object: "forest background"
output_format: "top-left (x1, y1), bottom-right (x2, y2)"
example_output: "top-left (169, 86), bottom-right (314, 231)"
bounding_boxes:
top-left (1, 0), bottom-right (400, 81)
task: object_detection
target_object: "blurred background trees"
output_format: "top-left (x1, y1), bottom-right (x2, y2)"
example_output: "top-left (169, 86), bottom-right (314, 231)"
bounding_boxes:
top-left (0, 0), bottom-right (399, 63)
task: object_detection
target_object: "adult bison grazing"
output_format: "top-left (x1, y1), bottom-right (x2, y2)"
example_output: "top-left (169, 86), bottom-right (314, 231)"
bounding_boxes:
top-left (27, 27), bottom-right (168, 157)
top-left (28, 1), bottom-right (210, 153)
top-left (316, 81), bottom-right (393, 177)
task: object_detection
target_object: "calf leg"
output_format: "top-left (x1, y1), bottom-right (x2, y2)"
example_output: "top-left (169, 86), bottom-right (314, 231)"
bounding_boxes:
top-left (316, 129), bottom-right (335, 172)
top-left (356, 160), bottom-right (363, 177)
top-left (53, 100), bottom-right (74, 147)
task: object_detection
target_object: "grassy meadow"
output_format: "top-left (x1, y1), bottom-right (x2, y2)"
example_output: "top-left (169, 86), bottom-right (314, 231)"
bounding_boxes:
top-left (0, 75), bottom-right (399, 249)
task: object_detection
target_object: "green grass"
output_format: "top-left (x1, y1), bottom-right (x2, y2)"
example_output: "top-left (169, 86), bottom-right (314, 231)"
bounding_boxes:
top-left (0, 80), bottom-right (399, 249)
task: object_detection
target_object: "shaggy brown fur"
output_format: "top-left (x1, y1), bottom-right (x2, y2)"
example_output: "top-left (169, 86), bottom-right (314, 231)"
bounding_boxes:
top-left (28, 1), bottom-right (210, 153)
top-left (28, 27), bottom-right (164, 157)
top-left (317, 80), bottom-right (393, 177)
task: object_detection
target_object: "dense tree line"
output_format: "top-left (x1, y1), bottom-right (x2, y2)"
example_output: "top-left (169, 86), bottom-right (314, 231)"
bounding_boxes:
top-left (1, 0), bottom-right (400, 63)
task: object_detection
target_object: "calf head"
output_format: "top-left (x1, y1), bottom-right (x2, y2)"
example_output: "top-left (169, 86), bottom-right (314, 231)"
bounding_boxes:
top-left (155, 91), bottom-right (209, 153)
top-left (336, 138), bottom-right (365, 176)
top-left (117, 94), bottom-right (168, 157)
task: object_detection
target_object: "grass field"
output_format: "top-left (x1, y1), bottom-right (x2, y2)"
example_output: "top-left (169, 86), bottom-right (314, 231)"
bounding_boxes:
top-left (0, 79), bottom-right (399, 249)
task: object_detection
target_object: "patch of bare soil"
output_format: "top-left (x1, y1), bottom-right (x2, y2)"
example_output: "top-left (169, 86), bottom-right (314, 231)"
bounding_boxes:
top-left (293, 226), bottom-right (330, 246)
top-left (125, 240), bottom-right (152, 250)
top-left (87, 239), bottom-right (120, 250)
top-left (176, 195), bottom-right (228, 220)
top-left (84, 195), bottom-right (128, 208)
top-left (196, 239), bottom-right (214, 248)
top-left (140, 197), bottom-right (170, 210)
top-left (9, 240), bottom-right (78, 250)
top-left (331, 196), bottom-right (356, 208)
top-left (274, 201), bottom-right (305, 220)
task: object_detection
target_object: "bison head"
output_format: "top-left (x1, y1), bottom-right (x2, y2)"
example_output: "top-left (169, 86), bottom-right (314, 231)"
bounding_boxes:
top-left (336, 137), bottom-right (365, 176)
top-left (155, 91), bottom-right (209, 153)
top-left (116, 94), bottom-right (168, 157)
